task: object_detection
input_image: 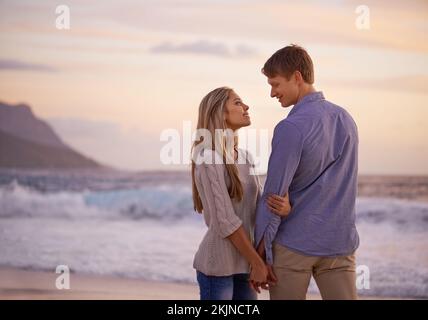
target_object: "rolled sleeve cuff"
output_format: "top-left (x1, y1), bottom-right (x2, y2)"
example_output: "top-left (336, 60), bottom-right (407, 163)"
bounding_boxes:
top-left (220, 219), bottom-right (242, 239)
top-left (255, 214), bottom-right (281, 266)
top-left (264, 226), bottom-right (276, 265)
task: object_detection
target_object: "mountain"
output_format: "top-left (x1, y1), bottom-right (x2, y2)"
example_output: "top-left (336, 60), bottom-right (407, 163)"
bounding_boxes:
top-left (0, 102), bottom-right (69, 149)
top-left (0, 101), bottom-right (103, 169)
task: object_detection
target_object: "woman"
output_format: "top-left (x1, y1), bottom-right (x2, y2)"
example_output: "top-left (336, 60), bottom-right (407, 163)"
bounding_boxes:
top-left (191, 87), bottom-right (291, 300)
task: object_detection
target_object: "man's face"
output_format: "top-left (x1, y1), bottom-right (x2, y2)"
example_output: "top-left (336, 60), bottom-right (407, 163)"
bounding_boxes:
top-left (267, 73), bottom-right (299, 108)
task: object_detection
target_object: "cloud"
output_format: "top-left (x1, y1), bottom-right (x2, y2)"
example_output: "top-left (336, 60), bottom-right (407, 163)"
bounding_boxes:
top-left (322, 75), bottom-right (428, 94)
top-left (150, 40), bottom-right (258, 58)
top-left (2, 1), bottom-right (426, 55)
top-left (0, 59), bottom-right (58, 72)
top-left (107, 0), bottom-right (428, 54)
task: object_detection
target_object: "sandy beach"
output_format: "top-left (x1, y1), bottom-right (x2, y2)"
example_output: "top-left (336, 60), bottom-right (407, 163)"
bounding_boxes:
top-left (0, 267), bottom-right (404, 300)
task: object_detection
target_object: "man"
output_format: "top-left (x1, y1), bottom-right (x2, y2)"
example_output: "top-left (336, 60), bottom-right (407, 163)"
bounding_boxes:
top-left (254, 44), bottom-right (360, 300)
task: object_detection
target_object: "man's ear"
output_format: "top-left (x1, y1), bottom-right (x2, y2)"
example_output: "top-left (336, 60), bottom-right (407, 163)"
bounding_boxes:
top-left (294, 71), bottom-right (303, 83)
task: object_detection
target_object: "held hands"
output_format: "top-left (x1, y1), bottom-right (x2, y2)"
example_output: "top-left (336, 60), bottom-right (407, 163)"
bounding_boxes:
top-left (250, 192), bottom-right (289, 292)
top-left (267, 192), bottom-right (292, 217)
top-left (248, 260), bottom-right (268, 293)
top-left (249, 238), bottom-right (278, 293)
top-left (250, 264), bottom-right (277, 293)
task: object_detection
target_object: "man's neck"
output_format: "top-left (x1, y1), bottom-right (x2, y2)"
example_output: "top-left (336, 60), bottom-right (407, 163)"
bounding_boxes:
top-left (296, 85), bottom-right (316, 103)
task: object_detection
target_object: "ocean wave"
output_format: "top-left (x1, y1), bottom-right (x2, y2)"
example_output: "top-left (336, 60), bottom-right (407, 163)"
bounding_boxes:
top-left (2, 180), bottom-right (428, 230)
top-left (0, 179), bottom-right (196, 222)
top-left (356, 197), bottom-right (428, 231)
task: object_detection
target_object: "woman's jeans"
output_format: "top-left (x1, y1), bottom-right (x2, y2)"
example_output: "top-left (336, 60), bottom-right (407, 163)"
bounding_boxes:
top-left (196, 271), bottom-right (257, 300)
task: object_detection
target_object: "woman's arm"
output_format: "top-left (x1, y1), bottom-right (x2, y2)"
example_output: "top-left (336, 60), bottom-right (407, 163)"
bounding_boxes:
top-left (227, 226), bottom-right (268, 293)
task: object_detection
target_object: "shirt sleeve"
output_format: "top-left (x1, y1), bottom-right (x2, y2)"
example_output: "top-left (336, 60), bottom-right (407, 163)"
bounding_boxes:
top-left (254, 120), bottom-right (304, 265)
top-left (196, 151), bottom-right (243, 239)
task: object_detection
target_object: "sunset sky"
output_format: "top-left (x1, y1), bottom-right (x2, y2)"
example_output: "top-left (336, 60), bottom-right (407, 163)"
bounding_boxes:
top-left (0, 0), bottom-right (427, 174)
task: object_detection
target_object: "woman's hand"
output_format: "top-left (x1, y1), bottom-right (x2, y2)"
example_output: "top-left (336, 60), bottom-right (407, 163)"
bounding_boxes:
top-left (249, 260), bottom-right (268, 293)
top-left (267, 193), bottom-right (292, 217)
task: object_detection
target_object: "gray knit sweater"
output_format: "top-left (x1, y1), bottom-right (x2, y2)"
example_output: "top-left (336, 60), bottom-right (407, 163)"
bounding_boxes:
top-left (193, 148), bottom-right (261, 276)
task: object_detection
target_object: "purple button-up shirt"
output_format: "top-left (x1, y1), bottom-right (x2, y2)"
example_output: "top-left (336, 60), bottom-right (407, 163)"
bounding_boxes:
top-left (255, 91), bottom-right (360, 264)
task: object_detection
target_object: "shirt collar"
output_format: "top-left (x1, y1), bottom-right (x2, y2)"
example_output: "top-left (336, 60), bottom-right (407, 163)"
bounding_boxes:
top-left (288, 91), bottom-right (324, 116)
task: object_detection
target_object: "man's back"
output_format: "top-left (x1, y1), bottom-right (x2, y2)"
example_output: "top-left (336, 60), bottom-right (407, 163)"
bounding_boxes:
top-left (255, 91), bottom-right (360, 258)
top-left (277, 91), bottom-right (360, 256)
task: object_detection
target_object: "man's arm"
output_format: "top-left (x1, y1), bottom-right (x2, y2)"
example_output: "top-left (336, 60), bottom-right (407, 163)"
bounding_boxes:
top-left (254, 120), bottom-right (304, 265)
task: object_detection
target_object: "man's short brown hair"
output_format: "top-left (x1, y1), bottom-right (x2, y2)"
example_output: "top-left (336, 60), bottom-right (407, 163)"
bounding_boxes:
top-left (262, 44), bottom-right (314, 84)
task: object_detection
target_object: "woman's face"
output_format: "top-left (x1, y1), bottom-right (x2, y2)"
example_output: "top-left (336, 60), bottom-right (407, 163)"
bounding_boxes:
top-left (224, 91), bottom-right (251, 131)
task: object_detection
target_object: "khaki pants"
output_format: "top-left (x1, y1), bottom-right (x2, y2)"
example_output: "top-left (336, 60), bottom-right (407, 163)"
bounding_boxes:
top-left (269, 242), bottom-right (357, 300)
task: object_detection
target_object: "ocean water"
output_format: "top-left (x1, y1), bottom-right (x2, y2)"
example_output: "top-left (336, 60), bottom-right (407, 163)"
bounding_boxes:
top-left (0, 169), bottom-right (427, 298)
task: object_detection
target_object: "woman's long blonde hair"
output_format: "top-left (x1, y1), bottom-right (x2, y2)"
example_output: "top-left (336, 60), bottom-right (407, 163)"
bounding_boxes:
top-left (191, 87), bottom-right (243, 213)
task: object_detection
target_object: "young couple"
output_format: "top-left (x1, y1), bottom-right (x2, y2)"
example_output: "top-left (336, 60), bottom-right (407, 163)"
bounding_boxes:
top-left (191, 45), bottom-right (360, 300)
